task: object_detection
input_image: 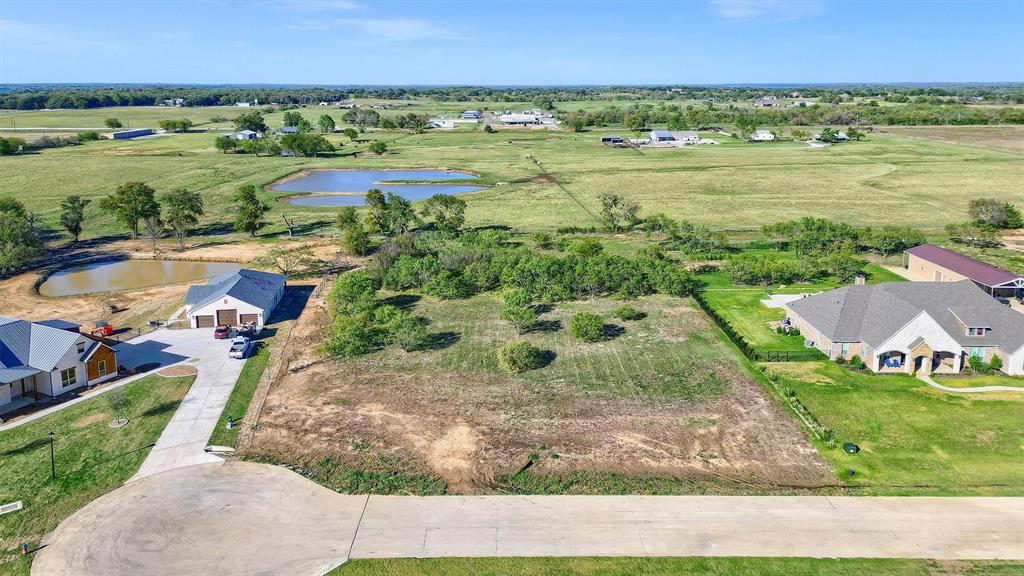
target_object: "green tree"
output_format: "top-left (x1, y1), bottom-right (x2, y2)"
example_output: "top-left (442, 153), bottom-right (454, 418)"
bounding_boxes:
top-left (295, 118), bottom-right (314, 133)
top-left (280, 133), bottom-right (334, 157)
top-left (233, 184), bottom-right (267, 237)
top-left (100, 181), bottom-right (160, 239)
top-left (282, 111), bottom-right (303, 126)
top-left (233, 111), bottom-right (268, 133)
top-left (329, 271), bottom-right (377, 315)
top-left (317, 114), bottom-right (336, 134)
top-left (0, 208), bottom-right (40, 275)
top-left (0, 197), bottom-right (27, 218)
top-left (215, 136), bottom-right (238, 153)
top-left (104, 118), bottom-right (122, 128)
top-left (1004, 203), bottom-right (1023, 229)
top-left (160, 187), bottom-right (205, 251)
top-left (846, 127), bottom-right (866, 141)
top-left (420, 194), bottom-right (466, 236)
top-left (365, 190), bottom-right (417, 236)
top-left (341, 226), bottom-right (371, 256)
top-left (500, 288), bottom-right (537, 335)
top-left (597, 192), bottom-right (640, 232)
top-left (368, 141), bottom-right (388, 154)
top-left (337, 206), bottom-right (359, 230)
top-left (59, 195), bottom-right (91, 242)
top-left (343, 127), bottom-right (359, 140)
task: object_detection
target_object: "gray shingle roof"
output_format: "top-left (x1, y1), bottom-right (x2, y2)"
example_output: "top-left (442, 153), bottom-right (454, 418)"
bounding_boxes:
top-left (786, 281), bottom-right (1024, 353)
top-left (185, 269), bottom-right (286, 313)
top-left (0, 315), bottom-right (85, 382)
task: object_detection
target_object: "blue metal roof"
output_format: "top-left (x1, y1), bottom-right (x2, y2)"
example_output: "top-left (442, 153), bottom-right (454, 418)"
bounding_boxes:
top-left (0, 315), bottom-right (88, 382)
top-left (37, 319), bottom-right (81, 331)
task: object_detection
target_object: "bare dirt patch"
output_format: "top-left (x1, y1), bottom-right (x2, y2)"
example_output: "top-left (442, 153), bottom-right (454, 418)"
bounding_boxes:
top-left (72, 413), bottom-right (109, 429)
top-left (247, 292), bottom-right (831, 494)
top-left (158, 365), bottom-right (198, 377)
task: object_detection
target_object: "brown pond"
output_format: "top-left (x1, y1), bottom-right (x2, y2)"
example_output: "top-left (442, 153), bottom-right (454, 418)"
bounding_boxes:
top-left (39, 260), bottom-right (241, 297)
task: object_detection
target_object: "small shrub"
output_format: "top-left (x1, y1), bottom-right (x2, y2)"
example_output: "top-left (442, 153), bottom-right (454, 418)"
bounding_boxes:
top-left (341, 226), bottom-right (371, 256)
top-left (849, 355), bottom-right (865, 369)
top-left (612, 305), bottom-right (644, 321)
top-left (570, 312), bottom-right (604, 342)
top-left (969, 356), bottom-right (992, 375)
top-left (78, 131), bottom-right (100, 141)
top-left (990, 355), bottom-right (1003, 372)
top-left (368, 141), bottom-right (388, 154)
top-left (531, 232), bottom-right (554, 249)
top-left (775, 325), bottom-right (785, 334)
top-left (834, 355), bottom-right (847, 365)
top-left (789, 326), bottom-right (801, 337)
top-left (497, 341), bottom-right (545, 373)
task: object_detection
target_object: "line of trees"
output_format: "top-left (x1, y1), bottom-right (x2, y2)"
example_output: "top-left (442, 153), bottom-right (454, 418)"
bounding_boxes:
top-left (4, 85), bottom-right (1022, 111)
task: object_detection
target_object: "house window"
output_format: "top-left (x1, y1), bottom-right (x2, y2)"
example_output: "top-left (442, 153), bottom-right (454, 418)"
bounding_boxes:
top-left (970, 347), bottom-right (985, 360)
top-left (77, 342), bottom-right (85, 353)
top-left (840, 343), bottom-right (850, 356)
top-left (97, 360), bottom-right (107, 376)
top-left (60, 367), bottom-right (77, 388)
top-left (967, 327), bottom-right (985, 337)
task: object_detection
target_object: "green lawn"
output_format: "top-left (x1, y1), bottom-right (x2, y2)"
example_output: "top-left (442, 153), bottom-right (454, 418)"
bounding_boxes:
top-left (207, 337), bottom-right (271, 448)
top-left (364, 293), bottom-right (737, 401)
top-left (0, 374), bottom-right (194, 576)
top-left (763, 361), bottom-right (1024, 495)
top-left (329, 557), bottom-right (1024, 576)
top-left (697, 263), bottom-right (903, 358)
top-left (933, 373), bottom-right (1024, 389)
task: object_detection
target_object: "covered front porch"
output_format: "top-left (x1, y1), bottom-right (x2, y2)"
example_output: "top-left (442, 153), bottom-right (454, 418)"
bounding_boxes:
top-left (875, 339), bottom-right (961, 375)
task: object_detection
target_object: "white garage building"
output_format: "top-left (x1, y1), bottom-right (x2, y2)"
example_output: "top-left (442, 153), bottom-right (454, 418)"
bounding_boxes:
top-left (184, 269), bottom-right (287, 329)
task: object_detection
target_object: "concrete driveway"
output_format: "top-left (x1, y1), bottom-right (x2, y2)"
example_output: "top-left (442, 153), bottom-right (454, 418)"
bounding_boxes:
top-left (114, 327), bottom-right (245, 481)
top-left (32, 462), bottom-right (1024, 576)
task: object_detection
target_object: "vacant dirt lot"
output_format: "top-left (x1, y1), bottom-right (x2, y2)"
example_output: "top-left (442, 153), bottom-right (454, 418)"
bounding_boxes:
top-left (248, 291), bottom-right (831, 494)
top-left (879, 125), bottom-right (1024, 154)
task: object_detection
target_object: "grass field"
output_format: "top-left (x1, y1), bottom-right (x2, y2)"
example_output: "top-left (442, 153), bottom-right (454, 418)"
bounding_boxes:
top-left (329, 557), bottom-right (1024, 576)
top-left (1, 109), bottom-right (1022, 242)
top-left (370, 293), bottom-right (731, 400)
top-left (0, 374), bottom-right (194, 576)
top-left (762, 361), bottom-right (1024, 495)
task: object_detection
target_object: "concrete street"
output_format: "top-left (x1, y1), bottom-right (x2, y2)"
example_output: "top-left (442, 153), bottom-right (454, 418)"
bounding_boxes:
top-left (32, 462), bottom-right (1024, 576)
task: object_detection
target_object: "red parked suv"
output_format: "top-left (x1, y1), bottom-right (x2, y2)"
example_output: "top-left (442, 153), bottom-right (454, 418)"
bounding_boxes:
top-left (213, 325), bottom-right (232, 339)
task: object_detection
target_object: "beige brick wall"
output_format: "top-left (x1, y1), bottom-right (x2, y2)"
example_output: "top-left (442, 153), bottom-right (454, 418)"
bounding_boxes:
top-left (786, 308), bottom-right (832, 357)
top-left (906, 254), bottom-right (970, 283)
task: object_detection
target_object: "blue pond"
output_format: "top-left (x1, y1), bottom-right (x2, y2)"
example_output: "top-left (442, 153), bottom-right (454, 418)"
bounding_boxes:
top-left (272, 169), bottom-right (486, 207)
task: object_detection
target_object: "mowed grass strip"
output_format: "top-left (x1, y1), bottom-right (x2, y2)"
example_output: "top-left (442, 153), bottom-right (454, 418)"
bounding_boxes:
top-left (763, 362), bottom-right (1024, 495)
top-left (329, 557), bottom-right (1024, 576)
top-left (0, 374), bottom-right (194, 575)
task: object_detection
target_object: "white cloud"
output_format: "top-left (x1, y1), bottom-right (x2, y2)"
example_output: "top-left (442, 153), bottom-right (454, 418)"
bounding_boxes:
top-left (289, 17), bottom-right (461, 41)
top-left (0, 19), bottom-right (115, 53)
top-left (710, 0), bottom-right (823, 20)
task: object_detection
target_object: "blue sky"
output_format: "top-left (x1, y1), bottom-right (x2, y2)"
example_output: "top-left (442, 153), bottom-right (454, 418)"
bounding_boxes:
top-left (2, 0), bottom-right (1022, 84)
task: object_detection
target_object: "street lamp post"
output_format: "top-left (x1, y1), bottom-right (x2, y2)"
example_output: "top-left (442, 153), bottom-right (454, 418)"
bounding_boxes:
top-left (48, 432), bottom-right (55, 480)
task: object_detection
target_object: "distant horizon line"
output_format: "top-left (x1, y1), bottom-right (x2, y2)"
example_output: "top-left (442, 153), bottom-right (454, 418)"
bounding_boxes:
top-left (2, 81), bottom-right (1023, 90)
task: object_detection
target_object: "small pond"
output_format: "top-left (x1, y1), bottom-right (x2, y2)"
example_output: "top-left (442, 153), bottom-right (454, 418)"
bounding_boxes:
top-left (39, 260), bottom-right (242, 297)
top-left (272, 169), bottom-right (486, 207)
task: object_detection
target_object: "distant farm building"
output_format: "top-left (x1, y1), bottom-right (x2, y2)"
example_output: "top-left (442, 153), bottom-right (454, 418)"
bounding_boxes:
top-left (225, 130), bottom-right (259, 140)
top-left (500, 113), bottom-right (540, 126)
top-left (185, 269), bottom-right (286, 329)
top-left (461, 111), bottom-right (482, 120)
top-left (105, 128), bottom-right (154, 140)
top-left (600, 135), bottom-right (625, 145)
top-left (749, 129), bottom-right (775, 142)
top-left (428, 117), bottom-right (456, 129)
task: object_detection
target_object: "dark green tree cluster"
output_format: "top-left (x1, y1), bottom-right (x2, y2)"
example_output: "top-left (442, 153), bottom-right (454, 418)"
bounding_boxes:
top-left (371, 231), bottom-right (700, 302)
top-left (0, 197), bottom-right (41, 276)
top-left (158, 119), bottom-right (193, 132)
top-left (322, 270), bottom-right (427, 356)
top-left (761, 217), bottom-right (924, 257)
top-left (337, 206), bottom-right (371, 256)
top-left (280, 133), bottom-right (334, 157)
top-left (724, 252), bottom-right (866, 285)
